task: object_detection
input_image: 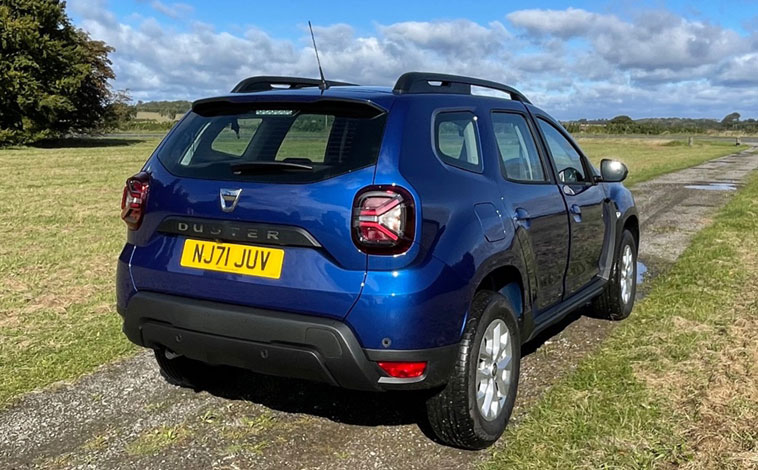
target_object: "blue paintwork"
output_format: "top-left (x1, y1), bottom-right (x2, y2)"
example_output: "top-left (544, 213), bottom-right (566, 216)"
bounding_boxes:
top-left (117, 83), bottom-right (638, 351)
top-left (127, 156), bottom-right (373, 319)
top-left (499, 283), bottom-right (523, 317)
top-left (606, 181), bottom-right (636, 218)
top-left (348, 254), bottom-right (470, 349)
top-left (116, 244), bottom-right (136, 310)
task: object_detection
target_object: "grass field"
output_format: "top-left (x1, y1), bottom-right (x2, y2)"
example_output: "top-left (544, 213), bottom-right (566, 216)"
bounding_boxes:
top-left (484, 174), bottom-right (758, 468)
top-left (578, 137), bottom-right (747, 186)
top-left (134, 111), bottom-right (183, 122)
top-left (0, 138), bottom-right (156, 406)
top-left (0, 136), bottom-right (748, 406)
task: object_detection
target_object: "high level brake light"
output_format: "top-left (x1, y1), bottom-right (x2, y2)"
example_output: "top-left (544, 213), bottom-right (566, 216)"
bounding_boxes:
top-left (352, 186), bottom-right (415, 255)
top-left (121, 172), bottom-right (150, 230)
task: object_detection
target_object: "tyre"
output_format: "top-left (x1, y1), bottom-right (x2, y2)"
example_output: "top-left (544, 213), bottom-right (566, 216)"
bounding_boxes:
top-left (425, 290), bottom-right (521, 449)
top-left (153, 349), bottom-right (216, 389)
top-left (591, 229), bottom-right (637, 320)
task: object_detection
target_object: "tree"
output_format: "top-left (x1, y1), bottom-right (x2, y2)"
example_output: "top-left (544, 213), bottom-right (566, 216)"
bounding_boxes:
top-left (608, 115), bottom-right (634, 134)
top-left (609, 115), bottom-right (633, 124)
top-left (0, 0), bottom-right (116, 145)
top-left (721, 112), bottom-right (740, 128)
top-left (102, 89), bottom-right (136, 130)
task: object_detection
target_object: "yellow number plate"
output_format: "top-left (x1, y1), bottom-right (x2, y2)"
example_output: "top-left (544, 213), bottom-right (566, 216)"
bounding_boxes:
top-left (180, 239), bottom-right (284, 279)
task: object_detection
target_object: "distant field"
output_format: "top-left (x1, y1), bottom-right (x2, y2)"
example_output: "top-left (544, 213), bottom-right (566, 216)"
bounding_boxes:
top-left (134, 111), bottom-right (183, 122)
top-left (0, 135), bottom-right (748, 406)
top-left (578, 137), bottom-right (748, 186)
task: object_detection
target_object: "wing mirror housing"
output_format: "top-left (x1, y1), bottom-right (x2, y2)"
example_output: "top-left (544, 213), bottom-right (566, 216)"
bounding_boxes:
top-left (598, 159), bottom-right (628, 183)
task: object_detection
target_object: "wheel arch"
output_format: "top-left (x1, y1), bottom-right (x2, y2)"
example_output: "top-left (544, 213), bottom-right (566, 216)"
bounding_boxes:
top-left (623, 213), bottom-right (639, 247)
top-left (474, 265), bottom-right (525, 319)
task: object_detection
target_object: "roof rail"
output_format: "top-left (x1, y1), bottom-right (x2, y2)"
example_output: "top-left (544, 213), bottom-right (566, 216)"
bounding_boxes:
top-left (231, 76), bottom-right (358, 93)
top-left (392, 72), bottom-right (531, 104)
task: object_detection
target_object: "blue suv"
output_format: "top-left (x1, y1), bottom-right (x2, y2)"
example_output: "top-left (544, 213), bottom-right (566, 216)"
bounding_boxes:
top-left (117, 73), bottom-right (639, 449)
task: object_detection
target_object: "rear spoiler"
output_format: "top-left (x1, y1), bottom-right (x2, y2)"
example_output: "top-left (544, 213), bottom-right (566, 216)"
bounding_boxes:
top-left (191, 96), bottom-right (387, 118)
top-left (231, 76), bottom-right (357, 93)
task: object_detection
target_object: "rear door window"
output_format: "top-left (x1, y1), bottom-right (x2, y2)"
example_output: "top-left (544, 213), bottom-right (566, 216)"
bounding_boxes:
top-left (159, 102), bottom-right (386, 183)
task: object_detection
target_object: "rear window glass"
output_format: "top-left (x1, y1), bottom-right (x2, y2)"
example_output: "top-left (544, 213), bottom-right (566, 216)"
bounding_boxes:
top-left (210, 118), bottom-right (261, 156)
top-left (158, 102), bottom-right (386, 183)
top-left (276, 114), bottom-right (333, 162)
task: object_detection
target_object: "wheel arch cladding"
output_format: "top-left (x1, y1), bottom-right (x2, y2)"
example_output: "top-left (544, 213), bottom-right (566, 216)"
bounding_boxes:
top-left (475, 265), bottom-right (524, 317)
top-left (624, 214), bottom-right (639, 245)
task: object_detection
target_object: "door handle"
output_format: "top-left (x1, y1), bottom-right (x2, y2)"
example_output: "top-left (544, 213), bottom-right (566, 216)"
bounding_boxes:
top-left (570, 204), bottom-right (582, 216)
top-left (515, 208), bottom-right (530, 220)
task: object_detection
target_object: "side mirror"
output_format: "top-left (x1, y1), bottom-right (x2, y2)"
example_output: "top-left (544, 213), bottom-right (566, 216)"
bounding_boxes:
top-left (599, 159), bottom-right (628, 183)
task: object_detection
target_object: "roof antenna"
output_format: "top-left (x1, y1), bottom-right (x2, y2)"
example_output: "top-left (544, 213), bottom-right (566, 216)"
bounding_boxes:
top-left (308, 21), bottom-right (328, 93)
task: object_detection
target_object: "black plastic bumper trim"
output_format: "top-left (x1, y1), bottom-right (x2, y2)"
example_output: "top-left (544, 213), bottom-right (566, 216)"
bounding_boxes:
top-left (157, 217), bottom-right (321, 248)
top-left (122, 292), bottom-right (457, 391)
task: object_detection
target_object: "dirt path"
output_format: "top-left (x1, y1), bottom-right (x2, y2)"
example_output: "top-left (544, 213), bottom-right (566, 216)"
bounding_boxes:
top-left (2, 147), bottom-right (757, 470)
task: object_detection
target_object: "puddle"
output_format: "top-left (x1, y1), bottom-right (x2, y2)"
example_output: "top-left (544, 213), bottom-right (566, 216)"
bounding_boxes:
top-left (684, 183), bottom-right (737, 191)
top-left (637, 261), bottom-right (648, 284)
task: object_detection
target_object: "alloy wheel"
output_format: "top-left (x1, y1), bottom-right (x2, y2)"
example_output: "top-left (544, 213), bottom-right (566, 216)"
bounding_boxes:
top-left (619, 244), bottom-right (635, 304)
top-left (475, 319), bottom-right (513, 421)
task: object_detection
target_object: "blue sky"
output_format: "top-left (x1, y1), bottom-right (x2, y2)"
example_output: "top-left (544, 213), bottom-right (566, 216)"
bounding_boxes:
top-left (68, 0), bottom-right (758, 120)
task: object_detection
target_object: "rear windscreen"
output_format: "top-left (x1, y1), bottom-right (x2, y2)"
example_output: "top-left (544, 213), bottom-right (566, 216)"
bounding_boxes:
top-left (157, 101), bottom-right (387, 183)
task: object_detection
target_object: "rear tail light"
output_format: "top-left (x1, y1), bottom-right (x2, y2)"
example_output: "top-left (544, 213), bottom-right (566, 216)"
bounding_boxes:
top-left (377, 361), bottom-right (427, 378)
top-left (352, 186), bottom-right (415, 255)
top-left (121, 172), bottom-right (150, 230)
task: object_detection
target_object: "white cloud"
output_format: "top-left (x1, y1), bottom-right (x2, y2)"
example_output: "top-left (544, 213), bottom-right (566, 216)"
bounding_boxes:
top-left (379, 20), bottom-right (510, 58)
top-left (507, 8), bottom-right (746, 71)
top-left (67, 1), bottom-right (758, 119)
top-left (506, 7), bottom-right (600, 39)
top-left (715, 53), bottom-right (758, 86)
top-left (149, 1), bottom-right (194, 19)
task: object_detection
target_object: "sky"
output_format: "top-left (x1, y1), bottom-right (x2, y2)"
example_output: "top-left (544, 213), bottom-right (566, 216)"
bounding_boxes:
top-left (67, 0), bottom-right (758, 120)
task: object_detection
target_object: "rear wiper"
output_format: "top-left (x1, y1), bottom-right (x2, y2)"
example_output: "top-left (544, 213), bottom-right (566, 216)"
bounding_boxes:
top-left (230, 161), bottom-right (313, 174)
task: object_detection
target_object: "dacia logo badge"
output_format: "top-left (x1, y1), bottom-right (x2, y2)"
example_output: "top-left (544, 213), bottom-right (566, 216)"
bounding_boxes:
top-left (219, 188), bottom-right (242, 213)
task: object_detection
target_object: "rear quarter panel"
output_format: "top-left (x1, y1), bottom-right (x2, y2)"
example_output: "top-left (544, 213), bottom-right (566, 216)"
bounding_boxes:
top-left (346, 95), bottom-right (530, 349)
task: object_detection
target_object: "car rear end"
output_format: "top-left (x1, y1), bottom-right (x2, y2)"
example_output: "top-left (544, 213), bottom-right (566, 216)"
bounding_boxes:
top-left (116, 88), bottom-right (458, 390)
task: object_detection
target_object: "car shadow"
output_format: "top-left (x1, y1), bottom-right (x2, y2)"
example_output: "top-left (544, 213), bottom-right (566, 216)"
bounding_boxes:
top-left (520, 308), bottom-right (588, 357)
top-left (196, 367), bottom-right (432, 427)
top-left (190, 307), bottom-right (591, 432)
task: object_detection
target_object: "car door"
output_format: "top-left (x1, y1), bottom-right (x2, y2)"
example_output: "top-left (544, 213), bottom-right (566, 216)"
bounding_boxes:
top-left (491, 111), bottom-right (570, 311)
top-left (534, 116), bottom-right (606, 296)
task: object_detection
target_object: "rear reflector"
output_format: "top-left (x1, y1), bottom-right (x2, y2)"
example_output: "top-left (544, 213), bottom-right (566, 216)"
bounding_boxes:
top-left (377, 361), bottom-right (427, 378)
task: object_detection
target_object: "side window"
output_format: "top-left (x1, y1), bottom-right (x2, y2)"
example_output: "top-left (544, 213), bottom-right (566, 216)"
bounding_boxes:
top-left (210, 118), bottom-right (261, 156)
top-left (434, 111), bottom-right (481, 172)
top-left (537, 119), bottom-right (588, 183)
top-left (491, 113), bottom-right (547, 182)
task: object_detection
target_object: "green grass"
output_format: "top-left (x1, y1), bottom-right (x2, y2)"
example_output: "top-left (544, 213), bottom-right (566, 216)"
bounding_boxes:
top-left (0, 138), bottom-right (159, 406)
top-left (126, 424), bottom-right (188, 456)
top-left (484, 173), bottom-right (758, 469)
top-left (577, 137), bottom-right (748, 186)
top-left (0, 135), bottom-right (749, 408)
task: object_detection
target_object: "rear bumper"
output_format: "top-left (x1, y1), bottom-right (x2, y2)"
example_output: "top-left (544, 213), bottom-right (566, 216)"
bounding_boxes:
top-left (120, 292), bottom-right (457, 391)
